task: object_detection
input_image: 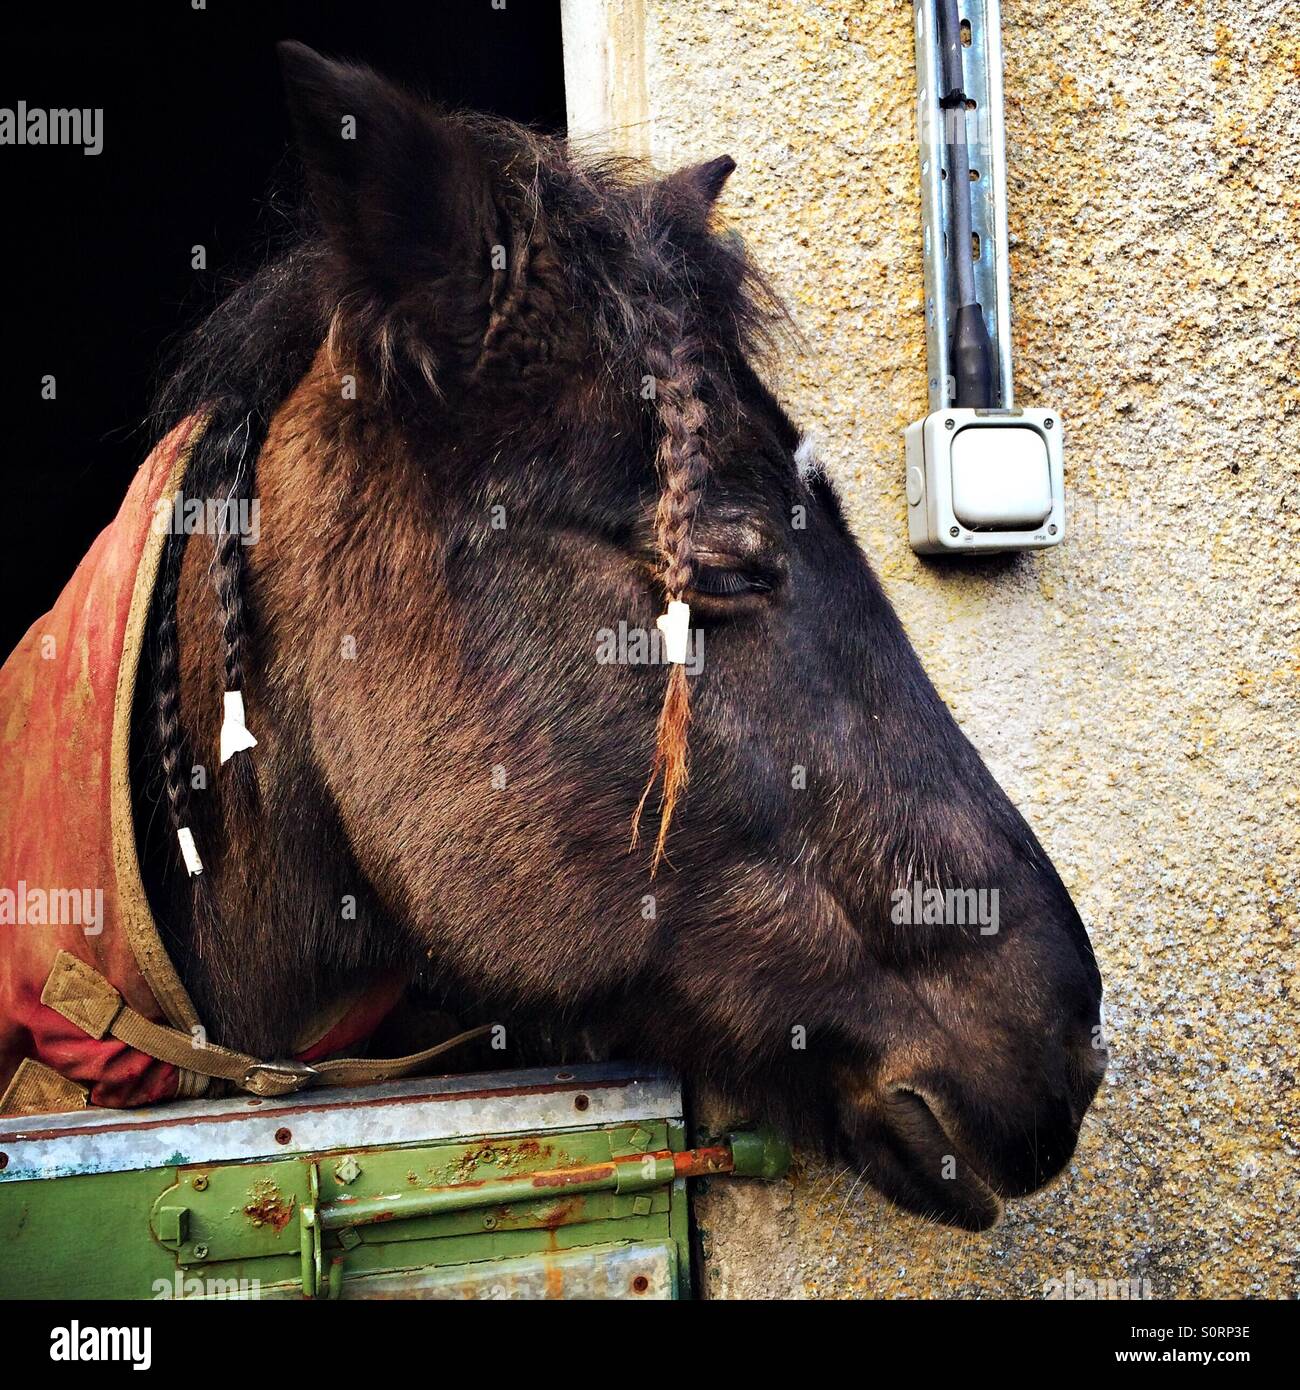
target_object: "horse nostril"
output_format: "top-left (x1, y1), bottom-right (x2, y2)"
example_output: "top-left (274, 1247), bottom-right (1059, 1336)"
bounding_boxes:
top-left (884, 1087), bottom-right (976, 1175)
top-left (888, 1074), bottom-right (1086, 1201)
top-left (886, 1086), bottom-right (946, 1140)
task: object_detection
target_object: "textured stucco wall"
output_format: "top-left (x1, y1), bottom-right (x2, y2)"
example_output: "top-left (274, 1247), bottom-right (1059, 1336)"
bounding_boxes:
top-left (582, 0), bottom-right (1298, 1296)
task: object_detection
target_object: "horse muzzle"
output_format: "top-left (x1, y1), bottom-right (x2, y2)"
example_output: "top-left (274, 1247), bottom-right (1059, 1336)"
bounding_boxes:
top-left (837, 1034), bottom-right (1107, 1231)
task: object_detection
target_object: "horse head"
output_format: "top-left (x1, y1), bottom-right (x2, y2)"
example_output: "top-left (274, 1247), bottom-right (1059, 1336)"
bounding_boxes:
top-left (144, 43), bottom-right (1104, 1230)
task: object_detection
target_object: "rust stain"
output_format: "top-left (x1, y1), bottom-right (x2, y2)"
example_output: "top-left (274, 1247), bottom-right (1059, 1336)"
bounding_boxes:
top-left (674, 1147), bottom-right (733, 1178)
top-left (243, 1179), bottom-right (296, 1234)
top-left (449, 1138), bottom-right (553, 1184)
top-left (527, 1146), bottom-right (734, 1190)
top-left (536, 1198), bottom-right (581, 1230)
top-left (530, 1161), bottom-right (612, 1190)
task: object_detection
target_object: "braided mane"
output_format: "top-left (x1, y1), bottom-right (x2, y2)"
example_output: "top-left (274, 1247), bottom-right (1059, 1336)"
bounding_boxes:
top-left (632, 325), bottom-right (710, 869)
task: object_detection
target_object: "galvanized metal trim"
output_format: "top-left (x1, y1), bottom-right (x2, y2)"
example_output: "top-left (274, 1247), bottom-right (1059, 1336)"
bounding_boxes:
top-left (249, 1240), bottom-right (679, 1301)
top-left (0, 1064), bottom-right (683, 1183)
top-left (915, 0), bottom-right (1014, 411)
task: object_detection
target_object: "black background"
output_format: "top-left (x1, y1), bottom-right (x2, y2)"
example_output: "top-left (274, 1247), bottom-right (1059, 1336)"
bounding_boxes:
top-left (16, 1297), bottom-right (1293, 1365)
top-left (0, 0), bottom-right (565, 653)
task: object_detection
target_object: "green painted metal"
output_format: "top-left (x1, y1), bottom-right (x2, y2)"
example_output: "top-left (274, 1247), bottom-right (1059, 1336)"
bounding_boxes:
top-left (315, 1149), bottom-right (683, 1228)
top-left (724, 1127), bottom-right (793, 1181)
top-left (0, 1103), bottom-right (790, 1300)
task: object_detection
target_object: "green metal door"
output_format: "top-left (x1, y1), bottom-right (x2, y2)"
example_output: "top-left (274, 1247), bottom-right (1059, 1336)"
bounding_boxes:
top-left (0, 1063), bottom-right (787, 1300)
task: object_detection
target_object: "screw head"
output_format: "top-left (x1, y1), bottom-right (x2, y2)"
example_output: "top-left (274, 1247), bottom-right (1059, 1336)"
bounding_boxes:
top-left (192, 1175), bottom-right (208, 1191)
top-left (949, 526), bottom-right (960, 538)
top-left (944, 418), bottom-right (955, 430)
top-left (193, 1243), bottom-right (209, 1261)
top-left (1048, 524), bottom-right (1058, 535)
top-left (1044, 418), bottom-right (1055, 429)
top-left (482, 1215), bottom-right (498, 1230)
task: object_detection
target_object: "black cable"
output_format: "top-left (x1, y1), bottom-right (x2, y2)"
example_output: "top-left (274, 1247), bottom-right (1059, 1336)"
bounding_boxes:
top-left (935, 0), bottom-right (995, 408)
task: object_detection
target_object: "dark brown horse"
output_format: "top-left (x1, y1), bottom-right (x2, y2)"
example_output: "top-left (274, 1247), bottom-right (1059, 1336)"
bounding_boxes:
top-left (136, 42), bottom-right (1104, 1231)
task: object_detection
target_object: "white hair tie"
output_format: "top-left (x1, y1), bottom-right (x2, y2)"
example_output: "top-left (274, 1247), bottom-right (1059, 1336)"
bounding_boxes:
top-left (656, 600), bottom-right (691, 665)
top-left (219, 690), bottom-right (258, 765)
top-left (176, 827), bottom-right (204, 877)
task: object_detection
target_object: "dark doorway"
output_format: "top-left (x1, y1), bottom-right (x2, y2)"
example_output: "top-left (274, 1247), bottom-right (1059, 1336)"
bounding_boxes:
top-left (0, 0), bottom-right (565, 652)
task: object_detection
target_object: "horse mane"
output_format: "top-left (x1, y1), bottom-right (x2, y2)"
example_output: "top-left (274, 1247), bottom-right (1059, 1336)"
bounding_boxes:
top-left (146, 103), bottom-right (788, 998)
top-left (152, 116), bottom-right (784, 442)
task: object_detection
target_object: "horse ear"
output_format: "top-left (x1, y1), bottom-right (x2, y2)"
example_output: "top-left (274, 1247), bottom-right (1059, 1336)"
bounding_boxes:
top-left (681, 155), bottom-right (736, 204)
top-left (657, 155), bottom-right (736, 229)
top-left (277, 41), bottom-right (498, 384)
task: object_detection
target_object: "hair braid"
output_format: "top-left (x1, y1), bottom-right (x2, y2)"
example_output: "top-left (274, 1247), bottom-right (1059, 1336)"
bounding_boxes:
top-left (650, 333), bottom-right (709, 597)
top-left (150, 417), bottom-right (264, 976)
top-left (154, 526), bottom-right (225, 965)
top-left (632, 315), bottom-right (711, 872)
top-left (213, 456), bottom-right (261, 821)
top-left (154, 533), bottom-right (193, 843)
top-left (214, 518), bottom-right (248, 696)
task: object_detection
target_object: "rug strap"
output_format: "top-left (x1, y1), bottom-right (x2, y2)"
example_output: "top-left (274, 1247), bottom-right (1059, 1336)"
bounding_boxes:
top-left (38, 951), bottom-right (490, 1102)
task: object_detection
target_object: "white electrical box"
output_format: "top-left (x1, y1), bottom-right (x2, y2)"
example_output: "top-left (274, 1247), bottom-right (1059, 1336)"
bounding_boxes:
top-left (908, 2), bottom-right (1066, 557)
top-left (905, 408), bottom-right (1064, 554)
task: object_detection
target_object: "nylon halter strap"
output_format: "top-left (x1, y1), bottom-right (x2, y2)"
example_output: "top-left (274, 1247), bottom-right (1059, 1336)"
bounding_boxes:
top-left (41, 951), bottom-right (492, 1099)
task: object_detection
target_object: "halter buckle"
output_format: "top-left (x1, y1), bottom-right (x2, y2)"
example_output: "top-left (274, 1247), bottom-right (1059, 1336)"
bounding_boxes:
top-left (241, 1059), bottom-right (320, 1097)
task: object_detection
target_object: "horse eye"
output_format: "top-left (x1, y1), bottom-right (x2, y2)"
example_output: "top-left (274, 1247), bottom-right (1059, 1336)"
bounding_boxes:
top-left (690, 563), bottom-right (776, 598)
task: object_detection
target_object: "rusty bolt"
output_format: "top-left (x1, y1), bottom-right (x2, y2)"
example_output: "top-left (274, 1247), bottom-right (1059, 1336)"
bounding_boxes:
top-left (0, 1152), bottom-right (8, 1172)
top-left (573, 1094), bottom-right (590, 1113)
top-left (631, 1274), bottom-right (650, 1295)
top-left (274, 1127), bottom-right (292, 1145)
